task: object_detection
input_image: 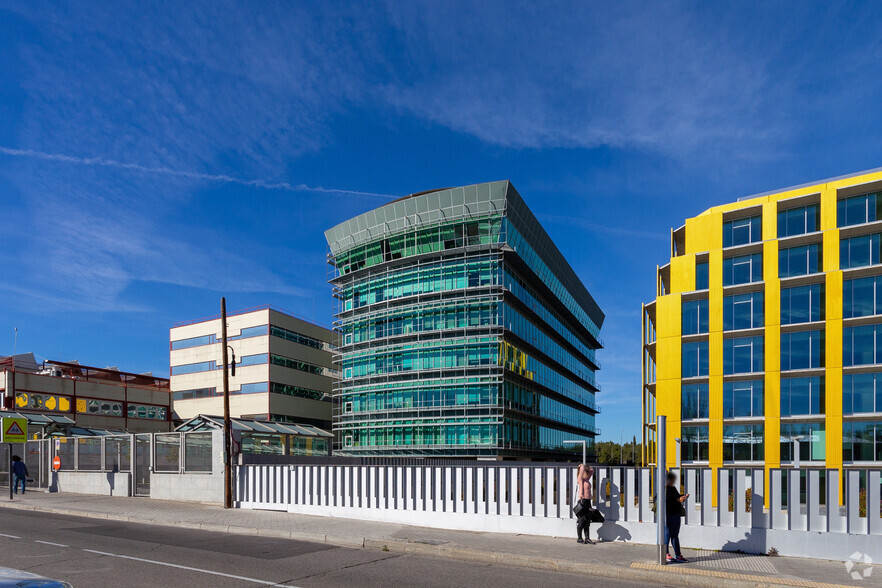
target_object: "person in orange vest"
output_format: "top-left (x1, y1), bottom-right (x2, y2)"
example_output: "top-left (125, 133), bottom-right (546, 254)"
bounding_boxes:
top-left (11, 455), bottom-right (28, 495)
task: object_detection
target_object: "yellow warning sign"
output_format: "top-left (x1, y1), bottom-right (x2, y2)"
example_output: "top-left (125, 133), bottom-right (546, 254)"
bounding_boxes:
top-left (0, 418), bottom-right (27, 443)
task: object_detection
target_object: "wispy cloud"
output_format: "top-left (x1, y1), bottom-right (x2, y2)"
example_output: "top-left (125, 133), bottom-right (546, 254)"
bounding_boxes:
top-left (538, 213), bottom-right (669, 241)
top-left (0, 146), bottom-right (397, 200)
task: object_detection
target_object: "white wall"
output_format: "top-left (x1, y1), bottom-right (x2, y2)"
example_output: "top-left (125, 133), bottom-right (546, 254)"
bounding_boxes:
top-left (237, 464), bottom-right (882, 562)
top-left (55, 472), bottom-right (132, 496)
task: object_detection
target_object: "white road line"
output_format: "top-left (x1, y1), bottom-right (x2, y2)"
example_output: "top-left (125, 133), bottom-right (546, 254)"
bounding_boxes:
top-left (82, 549), bottom-right (298, 586)
top-left (34, 540), bottom-right (69, 547)
top-left (0, 533), bottom-right (21, 539)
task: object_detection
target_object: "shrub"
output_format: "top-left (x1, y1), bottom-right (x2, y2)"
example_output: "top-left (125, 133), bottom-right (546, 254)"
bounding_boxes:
top-left (859, 487), bottom-right (867, 518)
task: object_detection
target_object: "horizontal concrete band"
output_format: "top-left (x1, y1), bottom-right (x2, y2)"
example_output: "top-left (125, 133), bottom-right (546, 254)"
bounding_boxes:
top-left (0, 501), bottom-right (851, 588)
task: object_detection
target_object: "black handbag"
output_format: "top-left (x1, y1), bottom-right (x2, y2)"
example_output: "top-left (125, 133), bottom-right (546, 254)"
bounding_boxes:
top-left (573, 500), bottom-right (585, 517)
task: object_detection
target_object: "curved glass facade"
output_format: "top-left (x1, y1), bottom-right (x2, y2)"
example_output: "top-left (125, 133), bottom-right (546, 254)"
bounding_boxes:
top-left (326, 181), bottom-right (604, 458)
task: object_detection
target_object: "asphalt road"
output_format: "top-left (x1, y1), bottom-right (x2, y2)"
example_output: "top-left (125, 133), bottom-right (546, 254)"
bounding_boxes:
top-left (0, 509), bottom-right (667, 588)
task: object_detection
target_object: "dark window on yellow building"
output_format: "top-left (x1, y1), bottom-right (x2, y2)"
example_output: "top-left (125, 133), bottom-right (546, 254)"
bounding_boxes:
top-left (778, 205), bottom-right (819, 237)
top-left (723, 215), bottom-right (761, 247)
top-left (724, 292), bottom-right (764, 331)
top-left (682, 299), bottom-right (709, 335)
top-left (781, 284), bottom-right (824, 324)
top-left (781, 376), bottom-right (824, 416)
top-left (695, 261), bottom-right (709, 290)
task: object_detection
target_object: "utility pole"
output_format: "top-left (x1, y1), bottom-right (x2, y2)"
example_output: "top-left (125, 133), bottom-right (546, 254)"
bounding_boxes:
top-left (222, 298), bottom-right (232, 509)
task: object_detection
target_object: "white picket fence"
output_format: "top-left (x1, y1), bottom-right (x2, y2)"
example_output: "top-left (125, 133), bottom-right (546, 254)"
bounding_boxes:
top-left (236, 464), bottom-right (882, 561)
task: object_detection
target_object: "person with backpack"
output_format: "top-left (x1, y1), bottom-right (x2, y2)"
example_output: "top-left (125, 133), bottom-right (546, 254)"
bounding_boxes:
top-left (573, 463), bottom-right (595, 544)
top-left (665, 471), bottom-right (689, 563)
top-left (11, 455), bottom-right (28, 495)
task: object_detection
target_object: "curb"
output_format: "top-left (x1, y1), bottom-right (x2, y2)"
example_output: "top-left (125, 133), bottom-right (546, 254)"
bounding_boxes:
top-left (0, 501), bottom-right (851, 588)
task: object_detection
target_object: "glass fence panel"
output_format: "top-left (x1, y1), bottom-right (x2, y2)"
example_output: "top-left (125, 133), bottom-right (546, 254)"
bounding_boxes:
top-left (77, 438), bottom-right (102, 470)
top-left (56, 438), bottom-right (75, 470)
top-left (154, 434), bottom-right (181, 472)
top-left (104, 437), bottom-right (131, 472)
top-left (184, 432), bottom-right (212, 472)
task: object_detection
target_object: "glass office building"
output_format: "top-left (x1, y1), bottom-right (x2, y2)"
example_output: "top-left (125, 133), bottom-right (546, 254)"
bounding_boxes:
top-left (325, 181), bottom-right (603, 459)
top-left (643, 167), bottom-right (882, 477)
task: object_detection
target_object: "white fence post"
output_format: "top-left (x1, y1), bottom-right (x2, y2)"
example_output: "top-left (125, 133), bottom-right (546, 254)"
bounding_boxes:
top-left (868, 470), bottom-right (881, 535)
top-left (806, 469), bottom-right (821, 532)
top-left (846, 469), bottom-right (864, 534)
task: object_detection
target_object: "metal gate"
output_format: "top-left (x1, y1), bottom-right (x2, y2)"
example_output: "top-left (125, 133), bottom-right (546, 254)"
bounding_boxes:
top-left (134, 434), bottom-right (151, 496)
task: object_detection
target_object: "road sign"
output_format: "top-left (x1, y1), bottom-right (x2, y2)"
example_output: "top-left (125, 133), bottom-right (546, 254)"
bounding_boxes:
top-left (52, 456), bottom-right (61, 471)
top-left (0, 418), bottom-right (27, 443)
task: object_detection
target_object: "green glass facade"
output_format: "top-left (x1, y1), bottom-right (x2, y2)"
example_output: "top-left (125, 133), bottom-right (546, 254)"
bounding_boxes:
top-left (325, 181), bottom-right (603, 458)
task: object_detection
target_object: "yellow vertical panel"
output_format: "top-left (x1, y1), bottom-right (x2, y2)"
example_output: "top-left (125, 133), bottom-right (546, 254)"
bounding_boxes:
top-left (685, 212), bottom-right (723, 254)
top-left (823, 229), bottom-right (841, 276)
top-left (826, 268), bottom-right (843, 471)
top-left (819, 185), bottom-right (837, 231)
top-left (707, 244), bottom-right (724, 504)
top-left (764, 237), bottom-right (782, 506)
top-left (670, 254), bottom-right (696, 293)
top-left (685, 216), bottom-right (710, 254)
top-left (762, 201), bottom-right (778, 242)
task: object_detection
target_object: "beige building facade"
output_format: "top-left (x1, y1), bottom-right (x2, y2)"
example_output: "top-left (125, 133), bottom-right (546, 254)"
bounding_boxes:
top-left (169, 307), bottom-right (335, 430)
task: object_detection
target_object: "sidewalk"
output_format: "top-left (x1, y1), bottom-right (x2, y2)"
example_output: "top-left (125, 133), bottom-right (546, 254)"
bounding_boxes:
top-left (0, 492), bottom-right (868, 588)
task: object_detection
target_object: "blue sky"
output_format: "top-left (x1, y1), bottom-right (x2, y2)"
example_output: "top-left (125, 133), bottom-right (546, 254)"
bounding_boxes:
top-left (2, 1), bottom-right (882, 442)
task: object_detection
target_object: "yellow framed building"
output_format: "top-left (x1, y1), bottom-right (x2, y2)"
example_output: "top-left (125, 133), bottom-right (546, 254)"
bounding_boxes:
top-left (643, 168), bottom-right (882, 486)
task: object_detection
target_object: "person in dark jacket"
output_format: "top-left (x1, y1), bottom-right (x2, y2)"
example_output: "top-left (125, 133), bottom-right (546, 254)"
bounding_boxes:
top-left (11, 455), bottom-right (28, 495)
top-left (665, 471), bottom-right (689, 563)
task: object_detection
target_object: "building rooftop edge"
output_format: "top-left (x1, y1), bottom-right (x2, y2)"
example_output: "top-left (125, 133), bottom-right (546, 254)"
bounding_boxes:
top-left (323, 180), bottom-right (510, 243)
top-left (171, 304), bottom-right (332, 331)
top-left (690, 165), bottom-right (882, 221)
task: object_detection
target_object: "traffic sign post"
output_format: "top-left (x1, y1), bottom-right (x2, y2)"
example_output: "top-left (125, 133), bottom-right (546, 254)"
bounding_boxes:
top-left (1, 418), bottom-right (27, 443)
top-left (1, 418), bottom-right (27, 500)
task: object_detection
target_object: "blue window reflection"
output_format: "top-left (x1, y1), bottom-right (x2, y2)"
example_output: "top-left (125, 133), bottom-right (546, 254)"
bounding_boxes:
top-left (723, 254), bottom-right (762, 286)
top-left (837, 192), bottom-right (882, 227)
top-left (695, 261), bottom-right (709, 290)
top-left (781, 284), bottom-right (823, 325)
top-left (843, 276), bottom-right (882, 318)
top-left (723, 336), bottom-right (763, 374)
top-left (682, 341), bottom-right (709, 378)
top-left (724, 291), bottom-right (763, 331)
top-left (781, 376), bottom-right (824, 416)
top-left (843, 324), bottom-right (882, 366)
top-left (840, 233), bottom-right (882, 269)
top-left (779, 244), bottom-right (821, 278)
top-left (778, 205), bottom-right (819, 237)
top-left (780, 330), bottom-right (823, 370)
top-left (842, 372), bottom-right (882, 414)
top-left (723, 215), bottom-right (762, 247)
top-left (682, 299), bottom-right (709, 335)
top-left (723, 379), bottom-right (763, 418)
top-left (681, 383), bottom-right (709, 420)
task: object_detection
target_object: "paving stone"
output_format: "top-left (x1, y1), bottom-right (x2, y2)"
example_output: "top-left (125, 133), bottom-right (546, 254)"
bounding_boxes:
top-left (0, 492), bottom-right (869, 588)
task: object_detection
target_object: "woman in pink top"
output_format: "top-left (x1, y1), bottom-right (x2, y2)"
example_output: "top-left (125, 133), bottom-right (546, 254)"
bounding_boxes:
top-left (575, 464), bottom-right (594, 544)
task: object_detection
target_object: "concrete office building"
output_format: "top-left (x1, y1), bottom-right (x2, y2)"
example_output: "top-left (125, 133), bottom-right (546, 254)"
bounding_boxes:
top-left (643, 167), bottom-right (882, 477)
top-left (325, 181), bottom-right (603, 459)
top-left (170, 306), bottom-right (336, 430)
top-left (0, 353), bottom-right (172, 435)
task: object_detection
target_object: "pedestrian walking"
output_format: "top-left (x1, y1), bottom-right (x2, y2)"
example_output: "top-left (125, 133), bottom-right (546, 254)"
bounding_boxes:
top-left (573, 463), bottom-right (595, 544)
top-left (665, 471), bottom-right (689, 563)
top-left (11, 455), bottom-right (28, 495)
